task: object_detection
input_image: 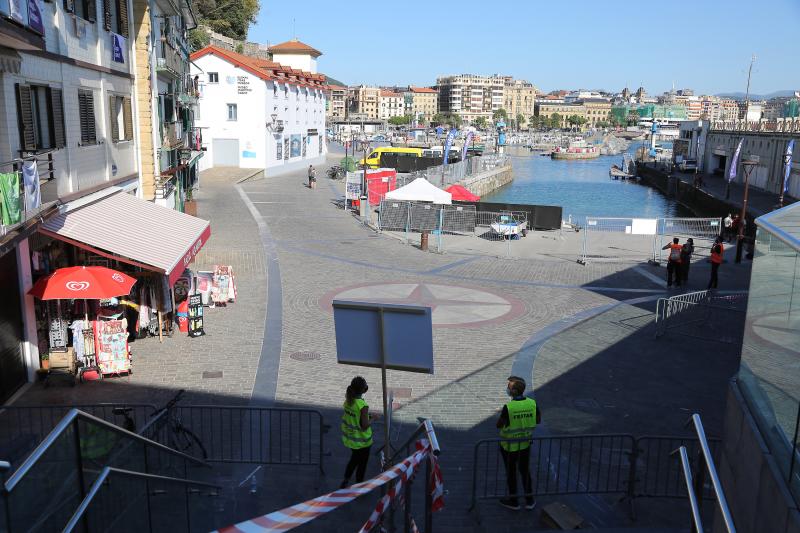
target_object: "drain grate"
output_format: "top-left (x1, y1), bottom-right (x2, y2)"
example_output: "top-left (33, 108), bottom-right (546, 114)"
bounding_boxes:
top-left (202, 371), bottom-right (223, 379)
top-left (290, 351), bottom-right (322, 362)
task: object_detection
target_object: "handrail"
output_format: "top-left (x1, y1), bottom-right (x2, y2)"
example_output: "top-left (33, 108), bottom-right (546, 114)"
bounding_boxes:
top-left (674, 446), bottom-right (704, 531)
top-left (63, 466), bottom-right (221, 532)
top-left (386, 418), bottom-right (440, 465)
top-left (5, 408), bottom-right (209, 491)
top-left (689, 413), bottom-right (736, 533)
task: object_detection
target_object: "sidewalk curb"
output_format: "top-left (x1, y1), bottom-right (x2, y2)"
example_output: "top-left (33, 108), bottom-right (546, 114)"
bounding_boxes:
top-left (236, 169), bottom-right (266, 184)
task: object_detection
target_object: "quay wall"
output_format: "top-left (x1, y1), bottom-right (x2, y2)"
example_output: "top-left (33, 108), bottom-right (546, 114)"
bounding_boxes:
top-left (459, 165), bottom-right (513, 197)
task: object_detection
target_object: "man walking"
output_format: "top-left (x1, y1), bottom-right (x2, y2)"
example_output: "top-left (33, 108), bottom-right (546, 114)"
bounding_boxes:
top-left (308, 165), bottom-right (316, 189)
top-left (497, 376), bottom-right (540, 511)
top-left (708, 236), bottom-right (724, 289)
top-left (662, 237), bottom-right (683, 288)
top-left (723, 214), bottom-right (733, 242)
top-left (680, 238), bottom-right (694, 284)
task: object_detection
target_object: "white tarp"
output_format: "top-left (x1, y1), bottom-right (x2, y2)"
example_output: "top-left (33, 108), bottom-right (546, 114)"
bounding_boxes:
top-left (384, 177), bottom-right (452, 205)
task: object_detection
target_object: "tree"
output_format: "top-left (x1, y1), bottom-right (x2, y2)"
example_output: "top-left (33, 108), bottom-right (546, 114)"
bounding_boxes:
top-left (431, 113), bottom-right (447, 125)
top-left (189, 0), bottom-right (260, 50)
top-left (516, 113), bottom-right (526, 130)
top-left (549, 113), bottom-right (563, 129)
top-left (492, 108), bottom-right (508, 122)
top-left (388, 115), bottom-right (412, 126)
top-left (474, 116), bottom-right (487, 130)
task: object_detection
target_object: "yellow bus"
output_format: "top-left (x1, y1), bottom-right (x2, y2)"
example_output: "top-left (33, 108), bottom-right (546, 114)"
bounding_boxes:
top-left (359, 147), bottom-right (422, 168)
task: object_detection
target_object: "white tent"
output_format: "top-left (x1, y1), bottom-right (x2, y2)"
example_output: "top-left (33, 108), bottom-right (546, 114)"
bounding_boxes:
top-left (384, 178), bottom-right (452, 205)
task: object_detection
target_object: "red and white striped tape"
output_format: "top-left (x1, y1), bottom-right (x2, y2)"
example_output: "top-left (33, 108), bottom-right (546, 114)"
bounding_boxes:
top-left (215, 444), bottom-right (430, 533)
top-left (429, 451), bottom-right (445, 512)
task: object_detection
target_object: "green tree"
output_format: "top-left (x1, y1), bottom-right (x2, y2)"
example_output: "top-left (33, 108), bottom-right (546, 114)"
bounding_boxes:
top-left (492, 108), bottom-right (508, 122)
top-left (516, 113), bottom-right (526, 130)
top-left (474, 116), bottom-right (487, 129)
top-left (388, 115), bottom-right (412, 126)
top-left (549, 113), bottom-right (563, 129)
top-left (448, 114), bottom-right (463, 128)
top-left (189, 0), bottom-right (260, 50)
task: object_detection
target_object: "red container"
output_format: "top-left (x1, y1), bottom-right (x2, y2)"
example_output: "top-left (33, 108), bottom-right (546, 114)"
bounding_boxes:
top-left (177, 300), bottom-right (189, 333)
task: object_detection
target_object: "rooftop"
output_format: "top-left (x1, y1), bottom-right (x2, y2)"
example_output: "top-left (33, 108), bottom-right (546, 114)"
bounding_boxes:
top-left (380, 90), bottom-right (402, 98)
top-left (267, 38), bottom-right (322, 58)
top-left (756, 201), bottom-right (800, 252)
top-left (409, 87), bottom-right (437, 94)
top-left (190, 46), bottom-right (326, 87)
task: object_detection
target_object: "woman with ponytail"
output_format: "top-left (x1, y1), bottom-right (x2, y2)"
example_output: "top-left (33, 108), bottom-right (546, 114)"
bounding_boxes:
top-left (340, 376), bottom-right (376, 488)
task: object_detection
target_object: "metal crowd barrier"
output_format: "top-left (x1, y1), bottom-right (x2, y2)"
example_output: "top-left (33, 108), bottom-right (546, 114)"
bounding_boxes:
top-left (470, 433), bottom-right (722, 517)
top-left (654, 290), bottom-right (747, 341)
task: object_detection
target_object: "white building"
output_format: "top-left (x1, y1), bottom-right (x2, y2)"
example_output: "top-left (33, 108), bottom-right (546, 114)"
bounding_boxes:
top-left (379, 90), bottom-right (405, 119)
top-left (436, 74), bottom-right (504, 123)
top-left (268, 38), bottom-right (322, 74)
top-left (191, 45), bottom-right (327, 174)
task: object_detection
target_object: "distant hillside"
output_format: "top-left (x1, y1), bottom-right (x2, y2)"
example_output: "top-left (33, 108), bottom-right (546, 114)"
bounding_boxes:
top-left (715, 90), bottom-right (797, 100)
top-left (324, 76), bottom-right (346, 87)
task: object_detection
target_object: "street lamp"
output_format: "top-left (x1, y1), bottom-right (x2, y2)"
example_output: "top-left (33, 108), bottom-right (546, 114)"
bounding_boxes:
top-left (735, 156), bottom-right (758, 263)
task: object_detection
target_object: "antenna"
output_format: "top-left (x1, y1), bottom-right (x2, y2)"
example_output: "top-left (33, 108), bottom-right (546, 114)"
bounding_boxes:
top-left (292, 18), bottom-right (296, 40)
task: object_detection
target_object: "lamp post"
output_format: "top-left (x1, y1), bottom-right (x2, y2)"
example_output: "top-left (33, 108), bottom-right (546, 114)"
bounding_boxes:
top-left (735, 157), bottom-right (758, 263)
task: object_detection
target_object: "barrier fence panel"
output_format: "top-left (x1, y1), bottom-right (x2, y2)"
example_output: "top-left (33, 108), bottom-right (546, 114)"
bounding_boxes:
top-left (579, 217), bottom-right (659, 265)
top-left (0, 404), bottom-right (156, 469)
top-left (656, 217), bottom-right (722, 264)
top-left (654, 291), bottom-right (747, 341)
top-left (634, 436), bottom-right (721, 499)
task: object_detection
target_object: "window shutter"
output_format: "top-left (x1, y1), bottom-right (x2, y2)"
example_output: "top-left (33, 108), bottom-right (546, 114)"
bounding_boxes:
top-left (102, 0), bottom-right (111, 30)
top-left (123, 97), bottom-right (133, 141)
top-left (116, 0), bottom-right (128, 37)
top-left (86, 92), bottom-right (96, 143)
top-left (79, 92), bottom-right (88, 144)
top-left (50, 88), bottom-right (66, 148)
top-left (109, 95), bottom-right (119, 142)
top-left (86, 0), bottom-right (97, 22)
top-left (15, 84), bottom-right (36, 151)
top-left (63, 0), bottom-right (74, 13)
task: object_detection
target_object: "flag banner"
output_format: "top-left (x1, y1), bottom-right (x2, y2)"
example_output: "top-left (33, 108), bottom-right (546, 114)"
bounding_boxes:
top-left (461, 131), bottom-right (474, 161)
top-left (728, 138), bottom-right (743, 183)
top-left (784, 139), bottom-right (795, 194)
top-left (443, 128), bottom-right (457, 166)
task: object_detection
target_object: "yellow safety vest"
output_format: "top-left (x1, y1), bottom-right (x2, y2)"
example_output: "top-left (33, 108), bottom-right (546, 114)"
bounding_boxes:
top-left (499, 398), bottom-right (537, 452)
top-left (341, 398), bottom-right (373, 450)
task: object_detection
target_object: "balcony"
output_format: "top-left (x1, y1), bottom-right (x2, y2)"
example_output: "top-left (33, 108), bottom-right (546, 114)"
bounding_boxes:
top-left (160, 121), bottom-right (185, 149)
top-left (0, 151), bottom-right (57, 239)
top-left (156, 44), bottom-right (185, 79)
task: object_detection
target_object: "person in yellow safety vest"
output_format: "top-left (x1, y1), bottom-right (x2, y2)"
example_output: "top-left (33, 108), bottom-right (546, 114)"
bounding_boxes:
top-left (662, 237), bottom-right (683, 288)
top-left (496, 376), bottom-right (541, 511)
top-left (708, 236), bottom-right (724, 289)
top-left (340, 376), bottom-right (378, 489)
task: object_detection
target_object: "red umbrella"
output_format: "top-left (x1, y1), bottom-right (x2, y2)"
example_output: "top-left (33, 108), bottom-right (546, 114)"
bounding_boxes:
top-left (445, 184), bottom-right (480, 202)
top-left (29, 266), bottom-right (137, 300)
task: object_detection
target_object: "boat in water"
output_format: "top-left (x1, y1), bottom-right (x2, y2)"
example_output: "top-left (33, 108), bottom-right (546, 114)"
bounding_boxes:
top-left (551, 138), bottom-right (600, 160)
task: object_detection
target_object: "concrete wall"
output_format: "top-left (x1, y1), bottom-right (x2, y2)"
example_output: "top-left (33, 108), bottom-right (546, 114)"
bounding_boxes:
top-left (459, 165), bottom-right (513, 197)
top-left (715, 380), bottom-right (800, 533)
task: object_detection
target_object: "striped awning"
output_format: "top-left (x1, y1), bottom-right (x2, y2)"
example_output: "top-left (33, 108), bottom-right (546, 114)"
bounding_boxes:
top-left (41, 192), bottom-right (211, 286)
top-left (0, 46), bottom-right (21, 74)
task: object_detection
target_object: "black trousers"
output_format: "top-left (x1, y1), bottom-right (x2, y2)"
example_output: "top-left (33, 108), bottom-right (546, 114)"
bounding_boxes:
top-left (343, 445), bottom-right (371, 482)
top-left (681, 260), bottom-right (691, 282)
top-left (666, 260), bottom-right (681, 286)
top-left (500, 446), bottom-right (533, 502)
top-left (708, 262), bottom-right (720, 289)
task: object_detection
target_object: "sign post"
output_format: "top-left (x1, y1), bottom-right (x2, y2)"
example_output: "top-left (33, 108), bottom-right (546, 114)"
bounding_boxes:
top-left (332, 300), bottom-right (434, 464)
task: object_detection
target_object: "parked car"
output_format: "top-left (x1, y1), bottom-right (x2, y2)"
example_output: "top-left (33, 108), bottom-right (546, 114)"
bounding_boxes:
top-left (679, 159), bottom-right (698, 172)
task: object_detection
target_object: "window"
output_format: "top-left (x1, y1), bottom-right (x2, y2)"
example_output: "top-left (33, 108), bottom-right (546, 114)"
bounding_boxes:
top-left (78, 90), bottom-right (97, 145)
top-left (227, 103), bottom-right (237, 121)
top-left (109, 95), bottom-right (133, 142)
top-left (102, 0), bottom-right (129, 36)
top-left (273, 84), bottom-right (278, 97)
top-left (15, 84), bottom-right (66, 151)
top-left (66, 0), bottom-right (97, 23)
top-left (208, 72), bottom-right (219, 84)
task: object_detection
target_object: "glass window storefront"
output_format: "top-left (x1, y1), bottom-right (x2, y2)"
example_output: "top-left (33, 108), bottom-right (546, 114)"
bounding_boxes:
top-left (738, 209), bottom-right (800, 505)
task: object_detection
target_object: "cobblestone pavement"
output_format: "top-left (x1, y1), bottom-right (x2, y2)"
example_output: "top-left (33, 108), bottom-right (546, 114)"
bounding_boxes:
top-left (13, 156), bottom-right (754, 531)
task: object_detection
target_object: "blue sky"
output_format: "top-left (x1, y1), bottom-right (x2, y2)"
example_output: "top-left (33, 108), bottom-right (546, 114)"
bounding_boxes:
top-left (250, 0), bottom-right (800, 95)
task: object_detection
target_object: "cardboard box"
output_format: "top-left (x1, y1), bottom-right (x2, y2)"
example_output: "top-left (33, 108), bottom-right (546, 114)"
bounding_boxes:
top-left (49, 347), bottom-right (75, 372)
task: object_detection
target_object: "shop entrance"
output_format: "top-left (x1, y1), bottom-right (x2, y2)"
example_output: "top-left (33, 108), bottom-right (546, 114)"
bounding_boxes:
top-left (0, 251), bottom-right (26, 403)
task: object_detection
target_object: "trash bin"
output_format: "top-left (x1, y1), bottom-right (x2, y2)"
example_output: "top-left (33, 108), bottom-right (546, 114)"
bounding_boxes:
top-left (421, 231), bottom-right (429, 251)
top-left (359, 196), bottom-right (368, 217)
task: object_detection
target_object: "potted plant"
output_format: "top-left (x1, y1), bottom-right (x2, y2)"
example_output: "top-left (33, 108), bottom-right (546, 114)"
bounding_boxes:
top-left (40, 352), bottom-right (50, 370)
top-left (184, 186), bottom-right (197, 216)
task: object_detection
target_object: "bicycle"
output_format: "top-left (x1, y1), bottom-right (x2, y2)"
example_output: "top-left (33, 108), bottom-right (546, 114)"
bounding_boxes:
top-left (115, 390), bottom-right (208, 460)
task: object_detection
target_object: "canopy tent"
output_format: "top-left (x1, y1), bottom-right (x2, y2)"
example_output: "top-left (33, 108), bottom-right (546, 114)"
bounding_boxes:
top-left (384, 178), bottom-right (452, 205)
top-left (445, 184), bottom-right (480, 202)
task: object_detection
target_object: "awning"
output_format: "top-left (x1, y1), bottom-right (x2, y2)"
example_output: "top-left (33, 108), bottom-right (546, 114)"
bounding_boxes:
top-left (41, 192), bottom-right (211, 286)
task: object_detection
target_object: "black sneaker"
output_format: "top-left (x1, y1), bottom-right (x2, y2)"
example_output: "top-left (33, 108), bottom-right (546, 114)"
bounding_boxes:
top-left (525, 499), bottom-right (537, 510)
top-left (499, 498), bottom-right (520, 510)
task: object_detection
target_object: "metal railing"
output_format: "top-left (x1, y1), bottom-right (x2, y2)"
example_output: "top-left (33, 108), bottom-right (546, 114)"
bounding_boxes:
top-left (140, 405), bottom-right (327, 472)
top-left (2, 408), bottom-right (209, 532)
top-left (677, 414), bottom-right (736, 533)
top-left (654, 290), bottom-right (747, 341)
top-left (412, 154), bottom-right (510, 189)
top-left (0, 150), bottom-right (56, 236)
top-left (470, 432), bottom-right (723, 518)
top-left (63, 466), bottom-right (220, 533)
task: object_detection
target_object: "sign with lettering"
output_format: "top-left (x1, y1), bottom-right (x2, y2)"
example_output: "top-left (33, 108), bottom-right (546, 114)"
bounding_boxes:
top-left (112, 33), bottom-right (126, 64)
top-left (188, 293), bottom-right (204, 337)
top-left (26, 0), bottom-right (44, 35)
top-left (237, 76), bottom-right (251, 95)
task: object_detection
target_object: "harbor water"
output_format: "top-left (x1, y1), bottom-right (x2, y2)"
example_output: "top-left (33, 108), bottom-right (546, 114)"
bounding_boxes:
top-left (483, 145), bottom-right (691, 223)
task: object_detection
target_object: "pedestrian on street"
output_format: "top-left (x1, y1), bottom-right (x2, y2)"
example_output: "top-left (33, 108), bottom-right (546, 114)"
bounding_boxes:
top-left (723, 214), bottom-right (733, 242)
top-left (340, 376), bottom-right (376, 488)
top-left (308, 165), bottom-right (317, 189)
top-left (680, 238), bottom-right (694, 284)
top-left (497, 376), bottom-right (540, 511)
top-left (708, 236), bottom-right (724, 290)
top-left (662, 237), bottom-right (683, 288)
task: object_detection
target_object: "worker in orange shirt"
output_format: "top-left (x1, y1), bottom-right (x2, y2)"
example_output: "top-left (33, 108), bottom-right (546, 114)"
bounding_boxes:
top-left (708, 236), bottom-right (724, 289)
top-left (662, 237), bottom-right (683, 288)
